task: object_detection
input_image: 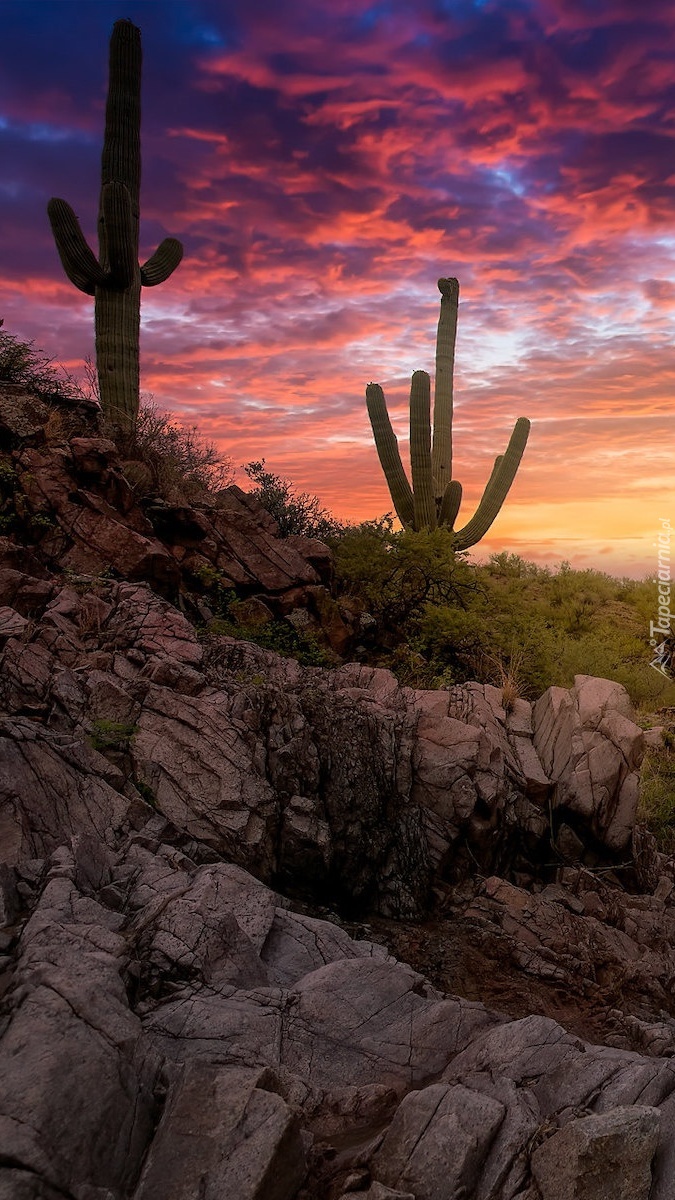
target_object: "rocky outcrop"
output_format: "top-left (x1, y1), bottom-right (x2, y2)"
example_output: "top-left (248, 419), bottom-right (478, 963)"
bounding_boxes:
top-left (0, 570), bottom-right (673, 1197)
top-left (1, 830), bottom-right (675, 1199)
top-left (0, 382), bottom-right (348, 650)
top-left (0, 573), bottom-right (650, 915)
top-left (3, 385), bottom-right (675, 1198)
top-left (533, 676), bottom-right (643, 852)
top-left (530, 1106), bottom-right (660, 1200)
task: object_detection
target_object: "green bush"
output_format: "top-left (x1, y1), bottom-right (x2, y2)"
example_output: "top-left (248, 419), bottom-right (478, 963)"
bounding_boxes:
top-left (209, 611), bottom-right (334, 668)
top-left (332, 526), bottom-right (675, 709)
top-left (334, 520), bottom-right (478, 630)
top-left (89, 718), bottom-right (138, 752)
top-left (193, 565), bottom-right (236, 618)
top-left (244, 459), bottom-right (346, 540)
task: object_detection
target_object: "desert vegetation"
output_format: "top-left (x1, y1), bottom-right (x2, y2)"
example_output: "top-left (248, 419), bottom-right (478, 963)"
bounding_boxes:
top-left (332, 528), bottom-right (675, 709)
top-left (243, 459), bottom-right (346, 541)
top-left (47, 20), bottom-right (182, 439)
top-left (1, 322), bottom-right (670, 719)
top-left (237, 467), bottom-right (675, 711)
top-left (366, 277), bottom-right (529, 545)
top-left (0, 320), bottom-right (81, 400)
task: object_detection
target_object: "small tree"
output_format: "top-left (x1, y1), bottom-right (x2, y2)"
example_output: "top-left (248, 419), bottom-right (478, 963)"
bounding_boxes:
top-left (244, 460), bottom-right (345, 540)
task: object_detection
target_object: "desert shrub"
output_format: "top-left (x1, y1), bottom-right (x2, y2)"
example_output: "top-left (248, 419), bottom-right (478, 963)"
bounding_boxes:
top-left (415, 596), bottom-right (554, 698)
top-left (193, 566), bottom-right (236, 618)
top-left (0, 323), bottom-right (80, 399)
top-left (332, 527), bottom-right (675, 707)
top-left (209, 612), bottom-right (333, 668)
top-left (243, 460), bottom-right (346, 541)
top-left (0, 459), bottom-right (18, 533)
top-left (76, 362), bottom-right (233, 501)
top-left (541, 564), bottom-right (618, 634)
top-left (412, 602), bottom-right (491, 683)
top-left (120, 399), bottom-right (234, 502)
top-left (89, 718), bottom-right (137, 752)
top-left (638, 740), bottom-right (675, 852)
top-left (334, 521), bottom-right (478, 631)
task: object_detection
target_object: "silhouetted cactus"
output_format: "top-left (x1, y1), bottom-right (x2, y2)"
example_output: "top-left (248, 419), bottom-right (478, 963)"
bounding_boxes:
top-left (366, 278), bottom-right (530, 547)
top-left (48, 20), bottom-right (183, 439)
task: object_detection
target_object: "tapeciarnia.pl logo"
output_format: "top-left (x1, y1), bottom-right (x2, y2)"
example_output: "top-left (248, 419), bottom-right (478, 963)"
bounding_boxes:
top-left (649, 517), bottom-right (673, 677)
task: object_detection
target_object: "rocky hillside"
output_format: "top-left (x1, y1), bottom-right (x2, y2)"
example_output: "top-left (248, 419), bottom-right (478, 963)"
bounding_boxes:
top-left (1, 384), bottom-right (675, 1200)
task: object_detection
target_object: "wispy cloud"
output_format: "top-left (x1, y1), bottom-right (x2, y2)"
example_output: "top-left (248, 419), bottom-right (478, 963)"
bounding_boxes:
top-left (0, 0), bottom-right (673, 575)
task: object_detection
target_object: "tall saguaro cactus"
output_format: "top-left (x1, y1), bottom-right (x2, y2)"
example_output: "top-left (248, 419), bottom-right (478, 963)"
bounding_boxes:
top-left (366, 278), bottom-right (530, 549)
top-left (47, 20), bottom-right (183, 439)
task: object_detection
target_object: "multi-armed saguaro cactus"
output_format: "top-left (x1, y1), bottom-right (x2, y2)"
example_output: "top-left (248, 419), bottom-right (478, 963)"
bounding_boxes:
top-left (47, 20), bottom-right (183, 440)
top-left (366, 278), bottom-right (530, 549)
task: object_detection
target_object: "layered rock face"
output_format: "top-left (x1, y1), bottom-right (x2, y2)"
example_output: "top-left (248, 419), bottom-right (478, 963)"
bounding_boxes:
top-left (0, 573), bottom-right (648, 912)
top-left (1, 568), bottom-right (674, 1199)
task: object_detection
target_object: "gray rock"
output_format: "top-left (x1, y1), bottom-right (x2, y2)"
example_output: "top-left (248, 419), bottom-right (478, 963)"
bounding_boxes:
top-left (0, 717), bottom-right (133, 867)
top-left (0, 869), bottom-right (160, 1196)
top-left (341, 1186), bottom-right (416, 1200)
top-left (134, 1062), bottom-right (307, 1200)
top-left (533, 675), bottom-right (644, 850)
top-left (0, 486), bottom-right (674, 1200)
top-left (371, 1082), bottom-right (505, 1199)
top-left (531, 1105), bottom-right (660, 1200)
top-left (0, 1169), bottom-right (65, 1199)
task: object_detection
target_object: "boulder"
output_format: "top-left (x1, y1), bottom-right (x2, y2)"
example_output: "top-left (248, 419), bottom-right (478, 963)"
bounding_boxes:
top-left (533, 674), bottom-right (644, 850)
top-left (531, 1106), bottom-right (660, 1200)
top-left (0, 859), bottom-right (161, 1197)
top-left (371, 1083), bottom-right (505, 1199)
top-left (134, 1062), bottom-right (307, 1200)
top-left (2, 826), bottom-right (675, 1199)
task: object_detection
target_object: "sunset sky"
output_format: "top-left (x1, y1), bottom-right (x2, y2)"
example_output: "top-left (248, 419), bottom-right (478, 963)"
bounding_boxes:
top-left (0, 0), bottom-right (673, 576)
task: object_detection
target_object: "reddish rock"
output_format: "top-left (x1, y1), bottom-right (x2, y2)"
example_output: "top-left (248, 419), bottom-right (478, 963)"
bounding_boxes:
top-left (69, 436), bottom-right (119, 474)
top-left (284, 534), bottom-right (334, 583)
top-left (305, 584), bottom-right (352, 654)
top-left (1, 387), bottom-right (336, 616)
top-left (0, 384), bottom-right (51, 446)
top-left (231, 596), bottom-right (275, 627)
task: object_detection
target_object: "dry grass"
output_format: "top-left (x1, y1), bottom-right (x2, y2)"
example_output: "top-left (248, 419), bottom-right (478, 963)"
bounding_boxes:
top-left (482, 647), bottom-right (528, 714)
top-left (637, 726), bottom-right (675, 852)
top-left (114, 400), bottom-right (234, 504)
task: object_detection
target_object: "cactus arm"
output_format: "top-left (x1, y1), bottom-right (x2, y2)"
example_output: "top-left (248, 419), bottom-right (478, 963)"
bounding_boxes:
top-left (100, 182), bottom-right (136, 290)
top-left (47, 198), bottom-right (105, 295)
top-left (366, 383), bottom-right (415, 527)
top-left (453, 417), bottom-right (530, 551)
top-left (487, 454), bottom-right (503, 484)
top-left (431, 277), bottom-right (459, 501)
top-left (439, 478), bottom-right (462, 529)
top-left (141, 238), bottom-right (184, 286)
top-left (410, 370), bottom-right (437, 531)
